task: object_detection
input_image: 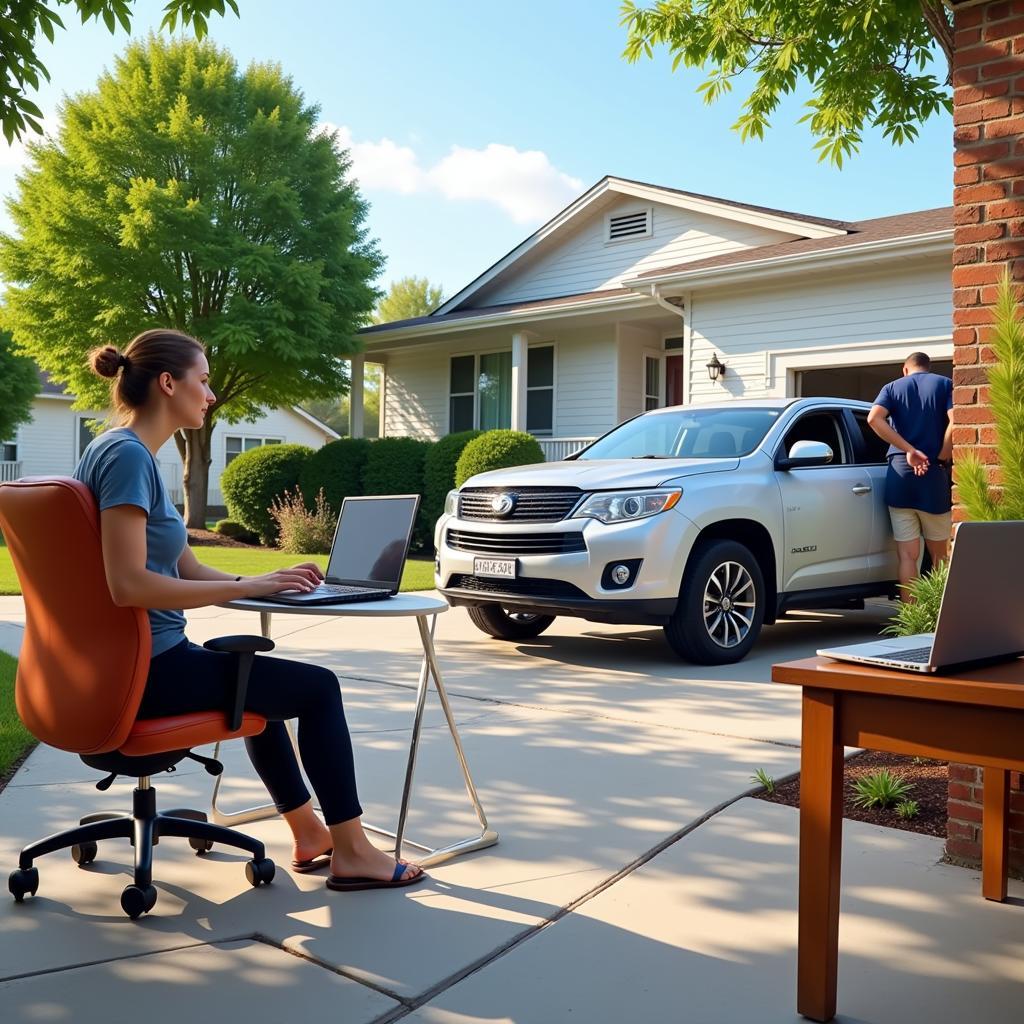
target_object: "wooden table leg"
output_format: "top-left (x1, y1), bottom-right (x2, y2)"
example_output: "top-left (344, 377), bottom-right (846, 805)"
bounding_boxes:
top-left (798, 688), bottom-right (844, 1022)
top-left (982, 767), bottom-right (1010, 903)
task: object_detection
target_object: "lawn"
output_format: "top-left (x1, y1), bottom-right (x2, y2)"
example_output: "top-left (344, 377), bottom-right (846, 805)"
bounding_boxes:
top-left (0, 651), bottom-right (34, 782)
top-left (0, 543), bottom-right (436, 595)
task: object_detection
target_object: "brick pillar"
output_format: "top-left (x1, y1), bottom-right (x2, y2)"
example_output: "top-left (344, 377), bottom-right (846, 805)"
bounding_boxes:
top-left (949, 0), bottom-right (1024, 876)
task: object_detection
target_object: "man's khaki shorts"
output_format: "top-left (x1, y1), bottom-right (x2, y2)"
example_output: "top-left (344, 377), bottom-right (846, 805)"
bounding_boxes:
top-left (888, 506), bottom-right (952, 544)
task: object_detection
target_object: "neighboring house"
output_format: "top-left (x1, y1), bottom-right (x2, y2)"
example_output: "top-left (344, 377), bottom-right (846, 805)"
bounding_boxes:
top-left (359, 176), bottom-right (953, 460)
top-left (1, 371), bottom-right (338, 507)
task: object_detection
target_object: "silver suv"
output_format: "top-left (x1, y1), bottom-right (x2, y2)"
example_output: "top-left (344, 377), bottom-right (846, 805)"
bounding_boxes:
top-left (435, 398), bottom-right (899, 664)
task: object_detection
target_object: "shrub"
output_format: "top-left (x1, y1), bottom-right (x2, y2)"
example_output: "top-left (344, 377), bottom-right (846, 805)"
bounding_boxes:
top-left (220, 443), bottom-right (313, 545)
top-left (269, 487), bottom-right (335, 554)
top-left (362, 436), bottom-right (432, 549)
top-left (298, 437), bottom-right (371, 518)
top-left (883, 560), bottom-right (948, 637)
top-left (454, 429), bottom-right (544, 487)
top-left (422, 429), bottom-right (482, 534)
top-left (213, 519), bottom-right (259, 544)
top-left (851, 769), bottom-right (913, 810)
top-left (896, 799), bottom-right (920, 820)
top-left (750, 767), bottom-right (776, 795)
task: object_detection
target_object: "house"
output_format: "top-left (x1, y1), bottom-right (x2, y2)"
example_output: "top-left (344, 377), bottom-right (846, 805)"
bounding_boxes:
top-left (1, 371), bottom-right (338, 508)
top-left (357, 176), bottom-right (953, 459)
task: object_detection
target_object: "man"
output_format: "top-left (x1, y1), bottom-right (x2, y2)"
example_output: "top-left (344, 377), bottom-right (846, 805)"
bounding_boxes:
top-left (867, 352), bottom-right (954, 597)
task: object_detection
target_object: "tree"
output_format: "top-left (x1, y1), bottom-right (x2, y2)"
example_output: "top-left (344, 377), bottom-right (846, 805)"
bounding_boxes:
top-left (621, 0), bottom-right (953, 167)
top-left (373, 275), bottom-right (444, 324)
top-left (2, 0), bottom-right (240, 144)
top-left (956, 272), bottom-right (1024, 522)
top-left (0, 36), bottom-right (382, 525)
top-left (302, 365), bottom-right (382, 439)
top-left (0, 331), bottom-right (39, 444)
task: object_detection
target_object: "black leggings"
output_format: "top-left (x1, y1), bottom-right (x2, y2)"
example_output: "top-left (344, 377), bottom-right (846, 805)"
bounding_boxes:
top-left (139, 639), bottom-right (362, 826)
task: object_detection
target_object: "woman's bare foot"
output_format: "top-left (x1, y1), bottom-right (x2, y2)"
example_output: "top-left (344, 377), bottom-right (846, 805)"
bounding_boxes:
top-left (283, 801), bottom-right (333, 866)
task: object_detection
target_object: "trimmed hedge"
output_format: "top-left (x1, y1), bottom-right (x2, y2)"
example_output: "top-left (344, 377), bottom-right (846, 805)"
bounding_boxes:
top-left (220, 443), bottom-right (314, 545)
top-left (362, 436), bottom-right (432, 549)
top-left (455, 430), bottom-right (544, 487)
top-left (299, 437), bottom-right (371, 517)
top-left (422, 429), bottom-right (482, 536)
top-left (213, 519), bottom-right (259, 544)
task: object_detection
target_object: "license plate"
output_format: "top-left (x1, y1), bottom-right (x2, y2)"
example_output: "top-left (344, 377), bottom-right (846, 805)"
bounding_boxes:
top-left (474, 557), bottom-right (517, 579)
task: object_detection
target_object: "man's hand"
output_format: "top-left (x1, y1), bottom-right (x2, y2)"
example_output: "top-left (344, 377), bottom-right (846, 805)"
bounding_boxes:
top-left (907, 449), bottom-right (930, 476)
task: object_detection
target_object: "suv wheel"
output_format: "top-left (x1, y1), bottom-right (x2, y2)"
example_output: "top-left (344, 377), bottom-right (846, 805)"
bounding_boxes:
top-left (467, 604), bottom-right (555, 641)
top-left (665, 540), bottom-right (765, 664)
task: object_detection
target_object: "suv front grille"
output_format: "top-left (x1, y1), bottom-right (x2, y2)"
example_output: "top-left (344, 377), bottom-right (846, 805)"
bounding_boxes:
top-left (445, 574), bottom-right (588, 600)
top-left (458, 487), bottom-right (582, 523)
top-left (446, 529), bottom-right (586, 556)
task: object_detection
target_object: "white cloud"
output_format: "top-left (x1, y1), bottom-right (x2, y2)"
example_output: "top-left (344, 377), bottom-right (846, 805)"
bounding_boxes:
top-left (323, 124), bottom-right (582, 225)
top-left (0, 138), bottom-right (28, 171)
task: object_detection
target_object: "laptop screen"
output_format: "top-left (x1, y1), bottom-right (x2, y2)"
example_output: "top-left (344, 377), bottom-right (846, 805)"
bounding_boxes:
top-left (325, 495), bottom-right (419, 588)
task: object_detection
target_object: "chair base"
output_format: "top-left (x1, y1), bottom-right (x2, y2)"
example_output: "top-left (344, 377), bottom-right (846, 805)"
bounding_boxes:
top-left (9, 780), bottom-right (275, 918)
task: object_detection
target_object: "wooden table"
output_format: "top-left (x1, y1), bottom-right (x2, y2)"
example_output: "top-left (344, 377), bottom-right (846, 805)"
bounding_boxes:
top-left (772, 656), bottom-right (1024, 1022)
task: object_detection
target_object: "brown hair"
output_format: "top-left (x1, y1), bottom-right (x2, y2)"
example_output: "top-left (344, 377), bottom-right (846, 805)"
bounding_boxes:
top-left (905, 351), bottom-right (931, 371)
top-left (89, 329), bottom-right (206, 424)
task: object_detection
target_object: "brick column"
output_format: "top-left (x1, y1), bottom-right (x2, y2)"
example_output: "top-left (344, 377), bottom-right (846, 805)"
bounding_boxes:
top-left (949, 0), bottom-right (1024, 876)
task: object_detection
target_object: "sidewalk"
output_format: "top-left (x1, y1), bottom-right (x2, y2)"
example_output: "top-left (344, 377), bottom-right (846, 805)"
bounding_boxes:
top-left (0, 595), bottom-right (1020, 1022)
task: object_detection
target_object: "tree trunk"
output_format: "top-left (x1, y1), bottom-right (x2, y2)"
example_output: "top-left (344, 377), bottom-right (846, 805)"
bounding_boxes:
top-left (182, 423), bottom-right (214, 528)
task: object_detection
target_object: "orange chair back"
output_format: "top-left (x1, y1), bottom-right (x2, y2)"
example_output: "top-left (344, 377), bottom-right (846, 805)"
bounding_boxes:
top-left (0, 477), bottom-right (151, 754)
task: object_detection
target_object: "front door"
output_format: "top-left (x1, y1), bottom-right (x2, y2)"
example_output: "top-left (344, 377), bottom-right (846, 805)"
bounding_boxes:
top-left (774, 410), bottom-right (873, 591)
top-left (666, 354), bottom-right (684, 407)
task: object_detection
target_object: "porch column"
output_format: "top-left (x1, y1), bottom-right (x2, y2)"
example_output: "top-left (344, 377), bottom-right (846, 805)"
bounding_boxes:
top-left (349, 352), bottom-right (365, 438)
top-left (511, 332), bottom-right (529, 432)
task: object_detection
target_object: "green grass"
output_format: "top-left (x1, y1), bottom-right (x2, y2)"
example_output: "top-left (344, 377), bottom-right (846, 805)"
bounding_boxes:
top-left (0, 545), bottom-right (435, 595)
top-left (0, 651), bottom-right (34, 781)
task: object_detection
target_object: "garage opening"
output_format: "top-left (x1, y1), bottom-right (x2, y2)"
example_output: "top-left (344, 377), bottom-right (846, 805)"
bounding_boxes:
top-left (796, 359), bottom-right (953, 402)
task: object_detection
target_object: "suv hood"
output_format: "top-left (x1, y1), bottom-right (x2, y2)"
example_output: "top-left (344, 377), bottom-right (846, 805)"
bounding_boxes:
top-left (462, 458), bottom-right (739, 491)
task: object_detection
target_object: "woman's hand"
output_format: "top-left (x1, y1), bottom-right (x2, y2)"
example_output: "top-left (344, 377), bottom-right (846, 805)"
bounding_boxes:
top-left (241, 564), bottom-right (324, 598)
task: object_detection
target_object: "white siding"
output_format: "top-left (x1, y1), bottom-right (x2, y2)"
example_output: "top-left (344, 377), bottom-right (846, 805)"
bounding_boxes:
top-left (474, 198), bottom-right (800, 307)
top-left (15, 399), bottom-right (84, 478)
top-left (553, 326), bottom-right (617, 437)
top-left (616, 323), bottom-right (661, 424)
top-left (686, 260), bottom-right (953, 404)
top-left (383, 347), bottom-right (448, 440)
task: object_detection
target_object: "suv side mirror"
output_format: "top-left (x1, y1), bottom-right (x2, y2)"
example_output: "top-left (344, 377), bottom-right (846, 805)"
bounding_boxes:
top-left (777, 439), bottom-right (834, 470)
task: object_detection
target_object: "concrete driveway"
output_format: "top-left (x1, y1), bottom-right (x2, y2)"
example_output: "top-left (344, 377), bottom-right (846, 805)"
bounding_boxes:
top-left (0, 594), bottom-right (1020, 1023)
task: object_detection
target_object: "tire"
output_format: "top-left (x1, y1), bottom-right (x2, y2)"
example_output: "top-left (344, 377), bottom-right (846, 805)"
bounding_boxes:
top-left (467, 604), bottom-right (555, 641)
top-left (664, 539), bottom-right (765, 665)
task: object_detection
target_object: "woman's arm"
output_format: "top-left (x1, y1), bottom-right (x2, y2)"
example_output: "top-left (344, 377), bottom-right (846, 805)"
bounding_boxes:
top-left (100, 506), bottom-right (320, 608)
top-left (177, 544), bottom-right (238, 583)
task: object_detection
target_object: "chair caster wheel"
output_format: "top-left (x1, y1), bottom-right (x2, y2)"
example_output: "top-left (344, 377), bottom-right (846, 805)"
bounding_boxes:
top-left (120, 883), bottom-right (157, 919)
top-left (9, 867), bottom-right (39, 903)
top-left (189, 837), bottom-right (214, 855)
top-left (72, 842), bottom-right (98, 866)
top-left (245, 858), bottom-right (275, 887)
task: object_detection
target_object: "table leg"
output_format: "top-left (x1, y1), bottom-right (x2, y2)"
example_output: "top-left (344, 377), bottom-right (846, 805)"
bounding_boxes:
top-left (798, 688), bottom-right (844, 1023)
top-left (982, 767), bottom-right (1010, 903)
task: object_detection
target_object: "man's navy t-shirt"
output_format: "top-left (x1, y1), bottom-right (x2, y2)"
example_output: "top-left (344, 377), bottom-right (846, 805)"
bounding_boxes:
top-left (873, 371), bottom-right (953, 514)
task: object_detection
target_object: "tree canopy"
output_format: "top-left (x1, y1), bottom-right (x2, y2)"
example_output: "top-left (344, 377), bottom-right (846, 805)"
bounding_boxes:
top-left (2, 1), bottom-right (241, 144)
top-left (0, 35), bottom-right (382, 523)
top-left (0, 331), bottom-right (39, 444)
top-left (373, 275), bottom-right (445, 324)
top-left (621, 0), bottom-right (953, 167)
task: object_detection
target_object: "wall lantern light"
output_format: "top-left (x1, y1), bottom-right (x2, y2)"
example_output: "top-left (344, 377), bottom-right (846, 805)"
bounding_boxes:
top-left (706, 353), bottom-right (726, 382)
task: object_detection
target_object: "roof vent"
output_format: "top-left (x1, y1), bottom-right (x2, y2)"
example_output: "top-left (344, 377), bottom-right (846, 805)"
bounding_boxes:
top-left (606, 208), bottom-right (652, 242)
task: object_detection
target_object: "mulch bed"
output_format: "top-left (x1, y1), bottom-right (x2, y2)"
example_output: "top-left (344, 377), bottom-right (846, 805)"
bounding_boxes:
top-left (755, 750), bottom-right (949, 839)
top-left (186, 528), bottom-right (255, 548)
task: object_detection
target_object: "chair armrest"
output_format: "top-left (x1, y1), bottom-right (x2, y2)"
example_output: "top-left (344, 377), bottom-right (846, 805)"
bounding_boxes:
top-left (203, 635), bottom-right (276, 731)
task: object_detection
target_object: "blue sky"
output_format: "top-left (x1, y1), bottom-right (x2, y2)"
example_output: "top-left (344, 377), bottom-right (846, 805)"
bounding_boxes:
top-left (0, 0), bottom-right (954, 301)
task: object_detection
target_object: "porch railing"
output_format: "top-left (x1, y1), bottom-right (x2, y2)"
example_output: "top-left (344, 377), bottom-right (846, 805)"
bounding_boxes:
top-left (0, 461), bottom-right (22, 482)
top-left (536, 437), bottom-right (596, 462)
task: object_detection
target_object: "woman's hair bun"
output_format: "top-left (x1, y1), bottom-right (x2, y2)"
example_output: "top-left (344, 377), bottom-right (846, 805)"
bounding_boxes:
top-left (90, 345), bottom-right (126, 378)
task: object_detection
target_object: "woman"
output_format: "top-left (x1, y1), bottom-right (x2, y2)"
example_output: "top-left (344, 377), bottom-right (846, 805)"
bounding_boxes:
top-left (74, 328), bottom-right (425, 892)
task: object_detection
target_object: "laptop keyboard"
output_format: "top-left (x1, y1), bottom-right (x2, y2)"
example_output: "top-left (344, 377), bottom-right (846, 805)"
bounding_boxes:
top-left (888, 646), bottom-right (933, 663)
top-left (317, 583), bottom-right (389, 596)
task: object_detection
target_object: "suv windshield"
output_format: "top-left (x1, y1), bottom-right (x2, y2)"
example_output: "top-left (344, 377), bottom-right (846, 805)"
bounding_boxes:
top-left (578, 407), bottom-right (783, 460)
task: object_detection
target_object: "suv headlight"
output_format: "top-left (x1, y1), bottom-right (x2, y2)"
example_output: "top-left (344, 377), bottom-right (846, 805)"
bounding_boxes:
top-left (571, 488), bottom-right (681, 525)
top-left (444, 489), bottom-right (460, 516)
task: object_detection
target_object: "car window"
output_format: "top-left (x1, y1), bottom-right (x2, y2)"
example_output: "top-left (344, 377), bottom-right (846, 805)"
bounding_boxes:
top-left (851, 410), bottom-right (889, 464)
top-left (779, 412), bottom-right (848, 465)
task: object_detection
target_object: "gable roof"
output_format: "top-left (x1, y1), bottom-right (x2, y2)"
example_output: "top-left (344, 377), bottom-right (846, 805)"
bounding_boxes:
top-left (434, 175), bottom-right (852, 316)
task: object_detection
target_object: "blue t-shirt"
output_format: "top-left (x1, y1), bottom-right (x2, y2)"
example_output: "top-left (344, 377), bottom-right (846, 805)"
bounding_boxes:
top-left (74, 428), bottom-right (188, 656)
top-left (873, 372), bottom-right (954, 514)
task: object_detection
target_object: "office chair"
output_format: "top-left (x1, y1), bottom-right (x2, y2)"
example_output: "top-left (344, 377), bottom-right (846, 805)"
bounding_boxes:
top-left (0, 477), bottom-right (277, 919)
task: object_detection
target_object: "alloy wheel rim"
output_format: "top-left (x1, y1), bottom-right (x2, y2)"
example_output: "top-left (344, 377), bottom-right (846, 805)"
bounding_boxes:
top-left (702, 561), bottom-right (756, 648)
top-left (504, 609), bottom-right (541, 624)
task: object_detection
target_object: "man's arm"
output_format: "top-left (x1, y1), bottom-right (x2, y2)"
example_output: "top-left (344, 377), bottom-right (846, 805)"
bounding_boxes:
top-left (866, 404), bottom-right (930, 475)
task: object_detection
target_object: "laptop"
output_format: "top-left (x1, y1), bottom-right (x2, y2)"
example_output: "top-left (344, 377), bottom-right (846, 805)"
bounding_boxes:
top-left (261, 494), bottom-right (420, 606)
top-left (817, 520), bottom-right (1024, 674)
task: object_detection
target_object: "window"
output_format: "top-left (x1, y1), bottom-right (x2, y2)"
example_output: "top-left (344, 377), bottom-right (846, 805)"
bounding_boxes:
top-left (77, 417), bottom-right (98, 460)
top-left (1, 440), bottom-right (16, 462)
top-left (644, 355), bottom-right (662, 411)
top-left (780, 413), bottom-right (848, 465)
top-left (448, 345), bottom-right (555, 435)
top-left (851, 411), bottom-right (888, 464)
top-left (225, 435), bottom-right (282, 465)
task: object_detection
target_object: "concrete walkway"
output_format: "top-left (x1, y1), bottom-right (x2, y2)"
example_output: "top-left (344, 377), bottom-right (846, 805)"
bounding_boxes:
top-left (0, 595), bottom-right (1020, 1022)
